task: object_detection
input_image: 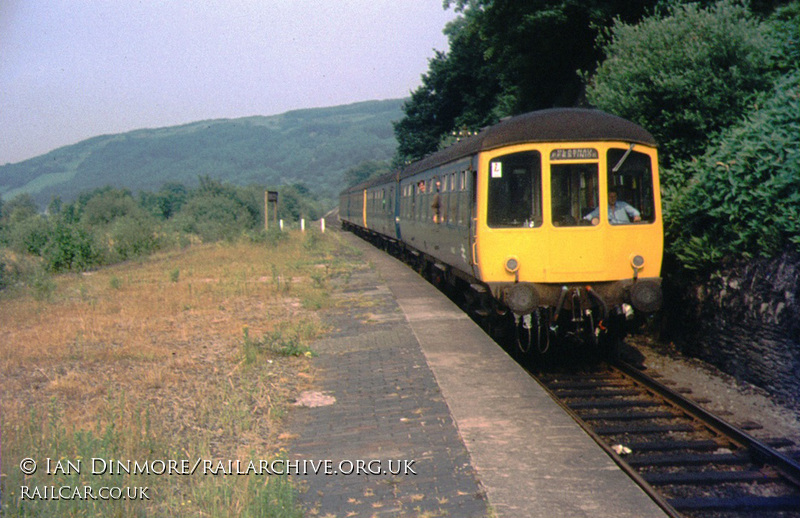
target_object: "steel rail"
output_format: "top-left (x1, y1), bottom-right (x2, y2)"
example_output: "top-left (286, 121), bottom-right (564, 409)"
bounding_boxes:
top-left (614, 360), bottom-right (800, 488)
top-left (527, 368), bottom-right (684, 518)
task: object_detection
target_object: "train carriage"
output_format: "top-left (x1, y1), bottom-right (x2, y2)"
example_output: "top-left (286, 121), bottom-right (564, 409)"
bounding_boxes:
top-left (340, 108), bottom-right (663, 356)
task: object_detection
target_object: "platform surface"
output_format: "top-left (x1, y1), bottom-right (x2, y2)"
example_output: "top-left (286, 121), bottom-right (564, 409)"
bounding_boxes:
top-left (289, 232), bottom-right (667, 517)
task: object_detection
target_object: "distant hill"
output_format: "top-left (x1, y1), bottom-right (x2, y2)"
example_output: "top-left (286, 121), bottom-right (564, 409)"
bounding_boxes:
top-left (0, 99), bottom-right (403, 208)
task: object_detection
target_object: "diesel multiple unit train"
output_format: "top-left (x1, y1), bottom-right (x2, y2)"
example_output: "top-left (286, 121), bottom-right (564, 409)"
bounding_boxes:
top-left (339, 108), bottom-right (663, 357)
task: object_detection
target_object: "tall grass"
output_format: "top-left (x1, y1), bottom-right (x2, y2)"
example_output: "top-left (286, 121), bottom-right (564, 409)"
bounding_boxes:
top-left (0, 230), bottom-right (359, 516)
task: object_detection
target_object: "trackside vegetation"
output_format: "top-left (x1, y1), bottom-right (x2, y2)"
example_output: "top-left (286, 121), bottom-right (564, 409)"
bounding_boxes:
top-left (586, 0), bottom-right (798, 273)
top-left (0, 178), bottom-right (325, 288)
top-left (395, 0), bottom-right (799, 274)
top-left (1, 229), bottom-right (365, 517)
top-left (0, 178), bottom-right (346, 515)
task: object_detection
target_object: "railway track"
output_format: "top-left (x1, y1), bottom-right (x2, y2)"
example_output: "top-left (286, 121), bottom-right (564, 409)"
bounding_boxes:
top-left (533, 362), bottom-right (800, 518)
top-left (345, 226), bottom-right (800, 515)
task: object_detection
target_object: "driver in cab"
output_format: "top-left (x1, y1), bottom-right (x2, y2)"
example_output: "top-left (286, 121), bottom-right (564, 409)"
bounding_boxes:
top-left (585, 188), bottom-right (641, 225)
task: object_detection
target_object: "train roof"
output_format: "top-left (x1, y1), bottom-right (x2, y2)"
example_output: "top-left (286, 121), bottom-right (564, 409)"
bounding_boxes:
top-left (341, 108), bottom-right (656, 194)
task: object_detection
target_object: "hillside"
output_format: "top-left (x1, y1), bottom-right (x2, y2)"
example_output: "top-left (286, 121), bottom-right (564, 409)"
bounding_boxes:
top-left (0, 99), bottom-right (403, 208)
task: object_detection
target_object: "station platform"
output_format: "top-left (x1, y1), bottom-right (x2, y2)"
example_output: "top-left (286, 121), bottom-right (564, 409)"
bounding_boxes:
top-left (289, 232), bottom-right (667, 517)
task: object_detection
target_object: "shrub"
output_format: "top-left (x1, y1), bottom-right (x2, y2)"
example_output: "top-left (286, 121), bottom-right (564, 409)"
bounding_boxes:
top-left (171, 194), bottom-right (255, 242)
top-left (42, 220), bottom-right (100, 272)
top-left (79, 187), bottom-right (141, 226)
top-left (586, 0), bottom-right (776, 167)
top-left (5, 214), bottom-right (51, 255)
top-left (665, 70), bottom-right (800, 272)
top-left (105, 213), bottom-right (162, 262)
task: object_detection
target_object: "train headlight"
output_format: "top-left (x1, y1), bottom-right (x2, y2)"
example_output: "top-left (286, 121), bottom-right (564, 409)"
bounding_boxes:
top-left (630, 254), bottom-right (645, 280)
top-left (503, 284), bottom-right (539, 315)
top-left (504, 256), bottom-right (520, 273)
top-left (630, 279), bottom-right (662, 313)
top-left (630, 254), bottom-right (645, 269)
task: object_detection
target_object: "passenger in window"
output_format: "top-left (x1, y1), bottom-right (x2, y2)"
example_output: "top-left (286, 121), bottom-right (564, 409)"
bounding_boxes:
top-left (432, 179), bottom-right (442, 223)
top-left (584, 188), bottom-right (641, 225)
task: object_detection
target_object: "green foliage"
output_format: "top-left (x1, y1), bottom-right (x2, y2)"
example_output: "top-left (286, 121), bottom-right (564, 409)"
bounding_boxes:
top-left (765, 1), bottom-right (800, 73)
top-left (0, 193), bottom-right (38, 227)
top-left (29, 267), bottom-right (57, 301)
top-left (0, 253), bottom-right (7, 290)
top-left (105, 212), bottom-right (162, 262)
top-left (139, 182), bottom-right (188, 219)
top-left (241, 321), bottom-right (318, 364)
top-left (171, 194), bottom-right (255, 242)
top-left (394, 9), bottom-right (504, 163)
top-left (665, 70), bottom-right (800, 272)
top-left (79, 187), bottom-right (141, 226)
top-left (248, 227), bottom-right (289, 248)
top-left (343, 160), bottom-right (392, 187)
top-left (395, 0), bottom-right (661, 163)
top-left (275, 183), bottom-right (321, 222)
top-left (586, 0), bottom-right (777, 167)
top-left (41, 219), bottom-right (99, 272)
top-left (5, 214), bottom-right (51, 255)
top-left (0, 172), bottom-right (327, 284)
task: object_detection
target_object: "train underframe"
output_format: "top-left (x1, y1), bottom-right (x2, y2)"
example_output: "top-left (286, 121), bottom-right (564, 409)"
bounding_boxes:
top-left (344, 223), bottom-right (660, 363)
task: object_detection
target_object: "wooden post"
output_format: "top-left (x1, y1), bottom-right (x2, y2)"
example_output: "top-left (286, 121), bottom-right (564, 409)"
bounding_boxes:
top-left (265, 191), bottom-right (278, 230)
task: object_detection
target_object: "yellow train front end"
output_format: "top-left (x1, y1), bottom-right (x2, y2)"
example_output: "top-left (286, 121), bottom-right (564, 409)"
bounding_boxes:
top-left (473, 138), bottom-right (663, 349)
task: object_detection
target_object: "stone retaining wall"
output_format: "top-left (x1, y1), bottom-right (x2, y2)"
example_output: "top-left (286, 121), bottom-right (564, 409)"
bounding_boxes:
top-left (663, 249), bottom-right (800, 406)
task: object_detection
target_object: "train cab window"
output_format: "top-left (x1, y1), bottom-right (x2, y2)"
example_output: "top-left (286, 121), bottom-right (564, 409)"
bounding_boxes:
top-left (551, 164), bottom-right (598, 227)
top-left (607, 148), bottom-right (656, 224)
top-left (487, 151), bottom-right (542, 228)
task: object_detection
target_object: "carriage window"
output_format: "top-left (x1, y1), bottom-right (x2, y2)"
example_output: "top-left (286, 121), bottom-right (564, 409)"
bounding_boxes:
top-left (487, 151), bottom-right (542, 228)
top-left (607, 148), bottom-right (656, 224)
top-left (551, 164), bottom-right (598, 227)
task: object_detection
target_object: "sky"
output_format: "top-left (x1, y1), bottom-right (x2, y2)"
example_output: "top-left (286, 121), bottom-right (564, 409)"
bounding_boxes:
top-left (0, 1), bottom-right (459, 165)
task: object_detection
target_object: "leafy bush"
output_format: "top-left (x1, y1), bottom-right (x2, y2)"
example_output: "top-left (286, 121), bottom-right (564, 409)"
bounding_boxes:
top-left (665, 70), bottom-right (799, 272)
top-left (79, 187), bottom-right (141, 226)
top-left (171, 193), bottom-right (255, 242)
top-left (0, 176), bottom-right (327, 280)
top-left (105, 213), bottom-right (163, 262)
top-left (139, 182), bottom-right (189, 219)
top-left (0, 193), bottom-right (38, 226)
top-left (41, 220), bottom-right (100, 272)
top-left (5, 214), bottom-right (51, 255)
top-left (586, 0), bottom-right (777, 167)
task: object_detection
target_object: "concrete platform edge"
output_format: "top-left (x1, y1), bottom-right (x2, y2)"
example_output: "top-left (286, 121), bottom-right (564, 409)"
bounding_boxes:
top-left (353, 235), bottom-right (668, 518)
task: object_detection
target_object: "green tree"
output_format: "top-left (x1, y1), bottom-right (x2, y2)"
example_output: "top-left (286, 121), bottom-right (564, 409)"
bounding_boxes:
top-left (343, 160), bottom-right (392, 187)
top-left (395, 0), bottom-right (661, 163)
top-left (393, 7), bottom-right (504, 163)
top-left (171, 194), bottom-right (254, 242)
top-left (106, 212), bottom-right (162, 261)
top-left (79, 187), bottom-right (143, 227)
top-left (41, 219), bottom-right (99, 272)
top-left (140, 182), bottom-right (188, 219)
top-left (585, 0), bottom-right (777, 167)
top-left (277, 183), bottom-right (322, 222)
top-left (0, 193), bottom-right (39, 225)
top-left (665, 69), bottom-right (799, 272)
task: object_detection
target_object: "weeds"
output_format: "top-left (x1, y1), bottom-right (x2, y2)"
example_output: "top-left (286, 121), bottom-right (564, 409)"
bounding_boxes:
top-left (242, 319), bottom-right (320, 364)
top-left (1, 231), bottom-right (360, 516)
